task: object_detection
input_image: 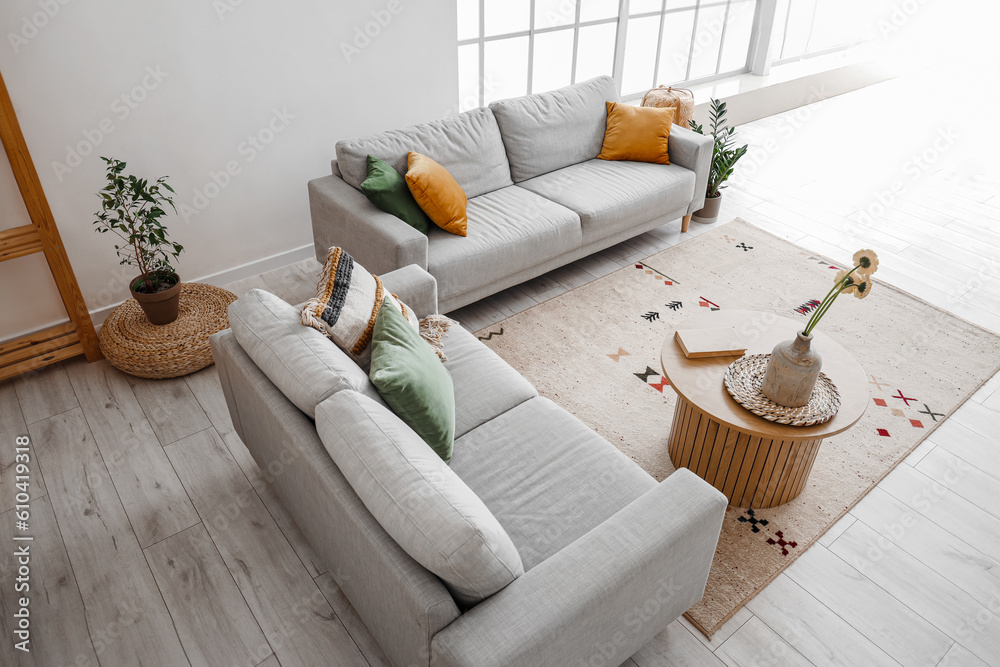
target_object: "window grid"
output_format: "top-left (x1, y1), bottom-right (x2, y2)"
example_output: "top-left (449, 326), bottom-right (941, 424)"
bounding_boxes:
top-left (620, 0), bottom-right (751, 100)
top-left (460, 1), bottom-right (625, 108)
top-left (459, 0), bottom-right (865, 110)
top-left (772, 0), bottom-right (857, 66)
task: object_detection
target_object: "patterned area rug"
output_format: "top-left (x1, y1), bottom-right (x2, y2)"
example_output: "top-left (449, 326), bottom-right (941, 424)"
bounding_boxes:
top-left (475, 219), bottom-right (1000, 637)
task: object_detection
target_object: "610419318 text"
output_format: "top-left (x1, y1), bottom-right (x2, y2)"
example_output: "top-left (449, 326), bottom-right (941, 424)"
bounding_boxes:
top-left (12, 434), bottom-right (33, 653)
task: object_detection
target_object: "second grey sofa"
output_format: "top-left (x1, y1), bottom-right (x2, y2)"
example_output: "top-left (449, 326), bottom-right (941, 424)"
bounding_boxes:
top-left (211, 264), bottom-right (727, 667)
top-left (309, 76), bottom-right (712, 313)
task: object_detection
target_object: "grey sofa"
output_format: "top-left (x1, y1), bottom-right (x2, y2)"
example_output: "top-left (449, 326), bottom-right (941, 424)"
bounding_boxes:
top-left (211, 264), bottom-right (727, 667)
top-left (309, 76), bottom-right (712, 313)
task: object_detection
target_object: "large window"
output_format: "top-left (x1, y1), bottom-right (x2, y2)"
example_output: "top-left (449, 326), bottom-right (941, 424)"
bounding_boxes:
top-left (457, 0), bottom-right (623, 110)
top-left (457, 0), bottom-right (879, 111)
top-left (771, 0), bottom-right (884, 63)
top-left (620, 0), bottom-right (756, 98)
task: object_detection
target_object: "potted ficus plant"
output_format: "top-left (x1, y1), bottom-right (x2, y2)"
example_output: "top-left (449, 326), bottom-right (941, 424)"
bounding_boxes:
top-left (93, 157), bottom-right (184, 325)
top-left (689, 98), bottom-right (748, 224)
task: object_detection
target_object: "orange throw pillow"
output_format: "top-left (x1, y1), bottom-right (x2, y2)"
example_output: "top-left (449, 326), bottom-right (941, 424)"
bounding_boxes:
top-left (598, 102), bottom-right (674, 164)
top-left (405, 152), bottom-right (468, 237)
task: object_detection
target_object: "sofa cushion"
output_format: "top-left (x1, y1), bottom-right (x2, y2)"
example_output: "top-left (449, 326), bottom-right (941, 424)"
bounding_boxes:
top-left (360, 155), bottom-right (432, 234)
top-left (406, 152), bottom-right (468, 237)
top-left (598, 102), bottom-right (674, 164)
top-left (438, 324), bottom-right (537, 438)
top-left (300, 247), bottom-right (420, 370)
top-left (489, 75), bottom-right (619, 182)
top-left (449, 397), bottom-right (657, 570)
top-left (316, 391), bottom-right (524, 606)
top-left (370, 302), bottom-right (456, 462)
top-left (336, 108), bottom-right (513, 199)
top-left (228, 288), bottom-right (384, 418)
top-left (518, 158), bottom-right (695, 244)
top-left (428, 185), bottom-right (582, 302)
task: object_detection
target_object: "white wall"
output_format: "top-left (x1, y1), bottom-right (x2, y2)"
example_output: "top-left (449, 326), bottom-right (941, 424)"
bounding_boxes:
top-left (0, 0), bottom-right (458, 339)
top-left (0, 143), bottom-right (69, 335)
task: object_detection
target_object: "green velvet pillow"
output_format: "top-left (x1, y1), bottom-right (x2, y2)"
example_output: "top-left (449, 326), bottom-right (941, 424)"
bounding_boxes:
top-left (360, 155), bottom-right (432, 234)
top-left (369, 302), bottom-right (455, 462)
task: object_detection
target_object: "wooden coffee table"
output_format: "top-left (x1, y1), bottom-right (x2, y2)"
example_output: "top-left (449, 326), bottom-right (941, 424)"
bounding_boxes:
top-left (660, 310), bottom-right (869, 508)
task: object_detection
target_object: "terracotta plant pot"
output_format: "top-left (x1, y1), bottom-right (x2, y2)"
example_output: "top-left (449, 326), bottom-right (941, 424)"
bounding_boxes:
top-left (130, 273), bottom-right (181, 325)
top-left (760, 331), bottom-right (822, 407)
top-left (691, 192), bottom-right (722, 224)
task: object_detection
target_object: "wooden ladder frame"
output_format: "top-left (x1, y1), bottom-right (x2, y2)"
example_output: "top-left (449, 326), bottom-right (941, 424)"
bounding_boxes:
top-left (1, 68), bottom-right (101, 381)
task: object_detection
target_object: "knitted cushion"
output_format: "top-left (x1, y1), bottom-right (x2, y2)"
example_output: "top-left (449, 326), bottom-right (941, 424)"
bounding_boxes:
top-left (301, 247), bottom-right (419, 368)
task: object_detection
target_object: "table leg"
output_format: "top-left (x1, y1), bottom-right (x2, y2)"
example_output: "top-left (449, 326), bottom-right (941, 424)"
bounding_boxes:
top-left (667, 396), bottom-right (822, 508)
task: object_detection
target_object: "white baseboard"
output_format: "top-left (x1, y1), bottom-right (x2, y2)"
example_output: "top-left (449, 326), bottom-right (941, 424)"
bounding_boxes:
top-left (3, 243), bottom-right (316, 341)
top-left (89, 243), bottom-right (316, 327)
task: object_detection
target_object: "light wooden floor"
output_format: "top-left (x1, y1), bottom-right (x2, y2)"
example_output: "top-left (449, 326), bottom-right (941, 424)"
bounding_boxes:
top-left (3, 75), bottom-right (1000, 666)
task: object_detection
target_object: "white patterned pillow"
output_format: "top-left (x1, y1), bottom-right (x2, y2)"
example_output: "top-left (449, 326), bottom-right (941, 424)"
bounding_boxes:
top-left (300, 247), bottom-right (419, 368)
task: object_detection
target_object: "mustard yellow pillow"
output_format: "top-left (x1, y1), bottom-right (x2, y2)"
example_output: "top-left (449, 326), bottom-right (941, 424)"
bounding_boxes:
top-left (405, 152), bottom-right (468, 237)
top-left (598, 102), bottom-right (674, 164)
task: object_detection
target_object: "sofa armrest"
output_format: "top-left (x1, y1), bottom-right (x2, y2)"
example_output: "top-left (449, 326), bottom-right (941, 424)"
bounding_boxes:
top-left (668, 125), bottom-right (714, 216)
top-left (429, 468), bottom-right (727, 667)
top-left (380, 264), bottom-right (439, 318)
top-left (309, 174), bottom-right (429, 275)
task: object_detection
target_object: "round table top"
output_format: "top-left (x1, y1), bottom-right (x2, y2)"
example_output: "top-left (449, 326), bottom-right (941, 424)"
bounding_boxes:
top-left (660, 310), bottom-right (869, 440)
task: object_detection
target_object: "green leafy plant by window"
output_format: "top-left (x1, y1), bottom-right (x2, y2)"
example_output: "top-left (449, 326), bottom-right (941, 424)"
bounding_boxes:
top-left (93, 157), bottom-right (182, 294)
top-left (689, 98), bottom-right (748, 199)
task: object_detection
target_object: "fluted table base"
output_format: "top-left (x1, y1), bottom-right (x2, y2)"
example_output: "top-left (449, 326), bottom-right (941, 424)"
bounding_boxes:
top-left (668, 397), bottom-right (822, 508)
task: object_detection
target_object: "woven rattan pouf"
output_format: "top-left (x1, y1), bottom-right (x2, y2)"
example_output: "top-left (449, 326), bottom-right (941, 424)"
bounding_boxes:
top-left (99, 283), bottom-right (238, 379)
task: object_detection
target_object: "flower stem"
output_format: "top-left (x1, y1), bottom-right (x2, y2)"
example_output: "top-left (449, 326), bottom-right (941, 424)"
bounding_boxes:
top-left (803, 264), bottom-right (862, 336)
top-left (804, 284), bottom-right (851, 336)
top-left (804, 281), bottom-right (845, 335)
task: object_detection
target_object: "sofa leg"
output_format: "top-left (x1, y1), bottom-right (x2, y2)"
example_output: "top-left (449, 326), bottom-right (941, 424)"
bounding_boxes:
top-left (681, 214), bottom-right (692, 233)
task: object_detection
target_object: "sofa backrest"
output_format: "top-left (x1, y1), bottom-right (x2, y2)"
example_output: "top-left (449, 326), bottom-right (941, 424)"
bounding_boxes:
top-left (227, 288), bottom-right (385, 418)
top-left (336, 107), bottom-right (513, 199)
top-left (210, 329), bottom-right (460, 667)
top-left (489, 75), bottom-right (620, 182)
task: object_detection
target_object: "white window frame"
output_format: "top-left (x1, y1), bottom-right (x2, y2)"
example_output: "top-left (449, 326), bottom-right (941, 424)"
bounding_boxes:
top-left (458, 0), bottom-right (625, 108)
top-left (619, 0), bottom-right (758, 99)
top-left (458, 0), bottom-right (866, 108)
top-left (771, 0), bottom-right (862, 66)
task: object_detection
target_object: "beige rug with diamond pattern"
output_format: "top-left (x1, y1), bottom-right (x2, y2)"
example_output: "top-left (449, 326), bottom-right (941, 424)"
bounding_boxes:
top-left (475, 218), bottom-right (1000, 637)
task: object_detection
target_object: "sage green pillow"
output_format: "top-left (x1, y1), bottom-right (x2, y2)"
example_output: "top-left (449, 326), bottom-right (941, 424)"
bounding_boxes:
top-left (360, 155), bottom-right (432, 234)
top-left (369, 302), bottom-right (455, 461)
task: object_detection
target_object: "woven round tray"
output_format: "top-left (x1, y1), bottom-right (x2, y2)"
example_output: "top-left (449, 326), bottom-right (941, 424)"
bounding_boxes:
top-left (723, 354), bottom-right (841, 426)
top-left (99, 283), bottom-right (237, 379)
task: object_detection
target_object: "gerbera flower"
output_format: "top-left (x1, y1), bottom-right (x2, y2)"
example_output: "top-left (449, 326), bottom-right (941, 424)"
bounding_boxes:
top-left (834, 269), bottom-right (858, 292)
top-left (853, 277), bottom-right (873, 299)
top-left (853, 249), bottom-right (879, 276)
top-left (804, 248), bottom-right (878, 335)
